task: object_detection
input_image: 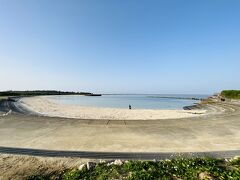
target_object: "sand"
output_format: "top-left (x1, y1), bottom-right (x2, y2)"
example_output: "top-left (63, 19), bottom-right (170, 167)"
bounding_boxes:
top-left (20, 96), bottom-right (206, 120)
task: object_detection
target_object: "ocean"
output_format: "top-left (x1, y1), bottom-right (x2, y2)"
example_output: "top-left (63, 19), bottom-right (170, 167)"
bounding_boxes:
top-left (46, 94), bottom-right (209, 110)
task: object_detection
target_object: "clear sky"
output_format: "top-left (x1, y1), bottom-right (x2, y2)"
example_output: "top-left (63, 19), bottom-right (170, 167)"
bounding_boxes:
top-left (0, 0), bottom-right (239, 94)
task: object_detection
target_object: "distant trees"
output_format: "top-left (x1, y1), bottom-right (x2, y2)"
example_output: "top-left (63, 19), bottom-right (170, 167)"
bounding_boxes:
top-left (0, 90), bottom-right (93, 97)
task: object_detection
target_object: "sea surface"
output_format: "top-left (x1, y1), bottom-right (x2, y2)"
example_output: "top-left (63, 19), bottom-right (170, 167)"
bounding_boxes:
top-left (46, 94), bottom-right (209, 110)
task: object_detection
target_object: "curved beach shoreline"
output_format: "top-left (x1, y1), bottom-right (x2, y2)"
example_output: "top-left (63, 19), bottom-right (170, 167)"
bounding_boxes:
top-left (20, 96), bottom-right (207, 120)
top-left (0, 95), bottom-right (240, 153)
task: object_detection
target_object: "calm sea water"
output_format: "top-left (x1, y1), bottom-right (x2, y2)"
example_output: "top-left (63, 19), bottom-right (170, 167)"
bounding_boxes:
top-left (46, 94), bottom-right (209, 110)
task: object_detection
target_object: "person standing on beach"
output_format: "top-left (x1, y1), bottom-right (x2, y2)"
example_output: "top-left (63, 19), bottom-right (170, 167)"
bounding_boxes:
top-left (129, 105), bottom-right (132, 110)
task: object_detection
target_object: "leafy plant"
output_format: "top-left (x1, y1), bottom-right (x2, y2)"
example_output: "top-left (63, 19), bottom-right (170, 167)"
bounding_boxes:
top-left (26, 157), bottom-right (240, 180)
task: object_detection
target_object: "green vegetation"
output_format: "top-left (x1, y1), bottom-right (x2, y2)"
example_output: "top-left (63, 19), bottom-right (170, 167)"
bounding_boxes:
top-left (0, 90), bottom-right (93, 97)
top-left (27, 157), bottom-right (240, 180)
top-left (0, 96), bottom-right (7, 100)
top-left (221, 90), bottom-right (240, 99)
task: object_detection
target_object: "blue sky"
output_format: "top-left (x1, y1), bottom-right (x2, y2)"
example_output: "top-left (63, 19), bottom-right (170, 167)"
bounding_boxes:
top-left (0, 0), bottom-right (239, 94)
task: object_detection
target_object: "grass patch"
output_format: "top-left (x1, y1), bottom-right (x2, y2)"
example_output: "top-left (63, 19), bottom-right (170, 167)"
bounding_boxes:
top-left (0, 96), bottom-right (7, 100)
top-left (27, 157), bottom-right (240, 180)
top-left (221, 90), bottom-right (240, 99)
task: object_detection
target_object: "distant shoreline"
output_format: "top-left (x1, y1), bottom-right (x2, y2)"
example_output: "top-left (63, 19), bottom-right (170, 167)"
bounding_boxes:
top-left (147, 96), bottom-right (204, 101)
top-left (0, 90), bottom-right (101, 97)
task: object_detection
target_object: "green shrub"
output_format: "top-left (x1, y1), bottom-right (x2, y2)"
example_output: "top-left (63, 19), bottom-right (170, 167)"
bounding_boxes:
top-left (26, 157), bottom-right (240, 180)
top-left (221, 90), bottom-right (240, 99)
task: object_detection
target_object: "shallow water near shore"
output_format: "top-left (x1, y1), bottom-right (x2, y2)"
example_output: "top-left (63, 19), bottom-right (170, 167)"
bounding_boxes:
top-left (46, 94), bottom-right (209, 110)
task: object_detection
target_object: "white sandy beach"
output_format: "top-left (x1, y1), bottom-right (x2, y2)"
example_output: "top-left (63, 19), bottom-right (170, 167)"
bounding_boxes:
top-left (21, 96), bottom-right (206, 120)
